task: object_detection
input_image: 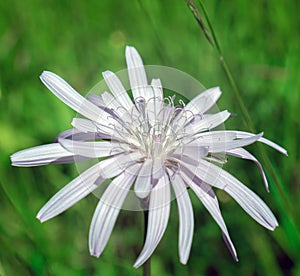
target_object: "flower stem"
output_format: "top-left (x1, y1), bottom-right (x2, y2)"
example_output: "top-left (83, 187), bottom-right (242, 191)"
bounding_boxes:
top-left (143, 209), bottom-right (151, 276)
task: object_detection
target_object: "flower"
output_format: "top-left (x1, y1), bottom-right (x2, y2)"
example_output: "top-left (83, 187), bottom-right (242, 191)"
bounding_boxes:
top-left (11, 46), bottom-right (287, 267)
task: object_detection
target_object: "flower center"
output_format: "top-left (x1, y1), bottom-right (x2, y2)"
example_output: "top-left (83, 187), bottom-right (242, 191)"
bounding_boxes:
top-left (128, 96), bottom-right (186, 160)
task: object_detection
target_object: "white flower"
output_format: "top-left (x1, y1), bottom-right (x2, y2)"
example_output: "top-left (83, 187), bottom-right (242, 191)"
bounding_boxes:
top-left (11, 46), bottom-right (287, 267)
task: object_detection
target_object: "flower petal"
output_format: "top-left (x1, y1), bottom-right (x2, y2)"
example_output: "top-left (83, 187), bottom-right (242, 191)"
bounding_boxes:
top-left (152, 157), bottom-right (164, 186)
top-left (134, 159), bottom-right (153, 198)
top-left (71, 118), bottom-right (99, 133)
top-left (184, 86), bottom-right (222, 115)
top-left (181, 129), bottom-right (236, 145)
top-left (56, 128), bottom-right (101, 141)
top-left (10, 143), bottom-right (84, 167)
top-left (102, 70), bottom-right (134, 110)
top-left (40, 71), bottom-right (112, 125)
top-left (37, 163), bottom-right (105, 222)
top-left (89, 164), bottom-right (141, 257)
top-left (58, 139), bottom-right (129, 158)
top-left (169, 171), bottom-right (194, 264)
top-left (100, 92), bottom-right (123, 111)
top-left (87, 93), bottom-right (127, 123)
top-left (177, 158), bottom-right (278, 230)
top-left (101, 92), bottom-right (133, 125)
top-left (173, 145), bottom-right (209, 160)
top-left (183, 110), bottom-right (231, 136)
top-left (99, 151), bottom-right (143, 179)
top-left (87, 93), bottom-right (105, 107)
top-left (145, 79), bottom-right (164, 125)
top-left (125, 46), bottom-right (149, 101)
top-left (150, 78), bottom-right (163, 100)
top-left (224, 131), bottom-right (287, 155)
top-left (227, 147), bottom-right (269, 192)
top-left (186, 133), bottom-right (263, 153)
top-left (134, 172), bottom-right (170, 268)
top-left (71, 118), bottom-right (129, 142)
top-left (180, 172), bottom-right (238, 261)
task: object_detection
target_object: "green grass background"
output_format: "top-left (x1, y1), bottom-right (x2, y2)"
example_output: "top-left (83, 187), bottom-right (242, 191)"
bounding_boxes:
top-left (1, 0), bottom-right (299, 275)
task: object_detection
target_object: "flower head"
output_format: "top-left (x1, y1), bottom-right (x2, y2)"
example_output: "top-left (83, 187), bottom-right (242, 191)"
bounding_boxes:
top-left (11, 46), bottom-right (287, 267)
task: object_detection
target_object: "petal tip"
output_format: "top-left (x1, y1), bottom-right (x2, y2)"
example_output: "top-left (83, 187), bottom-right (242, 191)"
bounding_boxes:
top-left (40, 70), bottom-right (52, 81)
top-left (267, 220), bottom-right (279, 231)
top-left (213, 86), bottom-right (222, 95)
top-left (36, 213), bottom-right (45, 223)
top-left (90, 250), bottom-right (101, 258)
top-left (125, 45), bottom-right (134, 52)
top-left (273, 221), bottom-right (279, 230)
top-left (102, 70), bottom-right (112, 78)
top-left (133, 259), bottom-right (143, 268)
top-left (10, 153), bottom-right (16, 163)
top-left (125, 46), bottom-right (140, 61)
top-left (135, 190), bottom-right (150, 199)
top-left (179, 256), bottom-right (189, 265)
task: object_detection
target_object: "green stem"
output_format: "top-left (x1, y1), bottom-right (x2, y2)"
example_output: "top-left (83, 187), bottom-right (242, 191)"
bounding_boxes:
top-left (219, 56), bottom-right (255, 131)
top-left (185, 0), bottom-right (215, 47)
top-left (143, 210), bottom-right (151, 276)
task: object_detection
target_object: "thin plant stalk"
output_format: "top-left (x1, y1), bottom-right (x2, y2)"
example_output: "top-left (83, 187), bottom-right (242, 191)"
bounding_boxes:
top-left (143, 210), bottom-right (151, 276)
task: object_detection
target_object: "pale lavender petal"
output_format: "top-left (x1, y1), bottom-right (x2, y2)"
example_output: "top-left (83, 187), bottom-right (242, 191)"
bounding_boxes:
top-left (87, 93), bottom-right (105, 107)
top-left (173, 145), bottom-right (209, 159)
top-left (71, 118), bottom-right (128, 142)
top-left (227, 131), bottom-right (287, 155)
top-left (258, 137), bottom-right (287, 155)
top-left (150, 78), bottom-right (163, 100)
top-left (40, 71), bottom-right (112, 125)
top-left (184, 86), bottom-right (222, 115)
top-left (184, 110), bottom-right (231, 136)
top-left (134, 159), bottom-right (152, 198)
top-left (152, 157), bottom-right (164, 185)
top-left (125, 46), bottom-right (149, 101)
top-left (71, 117), bottom-right (121, 136)
top-left (100, 91), bottom-right (119, 109)
top-left (181, 172), bottom-right (238, 261)
top-left (182, 130), bottom-right (236, 145)
top-left (58, 139), bottom-right (129, 158)
top-left (171, 108), bottom-right (193, 132)
top-left (102, 70), bottom-right (134, 110)
top-left (134, 172), bottom-right (170, 268)
top-left (146, 79), bottom-right (164, 124)
top-left (56, 128), bottom-right (99, 141)
top-left (169, 172), bottom-right (194, 264)
top-left (11, 143), bottom-right (77, 167)
top-left (157, 105), bottom-right (174, 128)
top-left (86, 94), bottom-right (122, 121)
top-left (197, 130), bottom-right (237, 141)
top-left (71, 118), bottom-right (100, 133)
top-left (37, 162), bottom-right (105, 222)
top-left (188, 133), bottom-right (263, 153)
top-left (89, 164), bottom-right (141, 257)
top-left (37, 155), bottom-right (133, 222)
top-left (99, 92), bottom-right (123, 116)
top-left (177, 158), bottom-right (278, 230)
top-left (99, 151), bottom-right (143, 179)
top-left (100, 92), bottom-right (132, 123)
top-left (227, 147), bottom-right (269, 192)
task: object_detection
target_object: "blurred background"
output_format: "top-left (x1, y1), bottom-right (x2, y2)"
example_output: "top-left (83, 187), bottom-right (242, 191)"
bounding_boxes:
top-left (1, 0), bottom-right (299, 275)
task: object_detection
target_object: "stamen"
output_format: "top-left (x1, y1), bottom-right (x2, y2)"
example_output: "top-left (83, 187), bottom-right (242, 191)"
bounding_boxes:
top-left (178, 99), bottom-right (186, 107)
